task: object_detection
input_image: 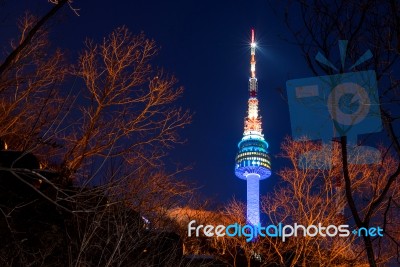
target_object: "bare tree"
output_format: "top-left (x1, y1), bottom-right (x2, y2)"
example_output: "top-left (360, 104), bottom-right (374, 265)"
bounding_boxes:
top-left (280, 1), bottom-right (400, 265)
top-left (260, 137), bottom-right (400, 266)
top-left (61, 26), bottom-right (191, 178)
top-left (222, 198), bottom-right (271, 267)
top-left (0, 13), bottom-right (66, 154)
top-left (0, 3), bottom-right (193, 267)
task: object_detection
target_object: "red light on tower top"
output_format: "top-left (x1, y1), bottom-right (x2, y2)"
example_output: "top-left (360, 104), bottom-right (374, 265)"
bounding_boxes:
top-left (251, 28), bottom-right (255, 43)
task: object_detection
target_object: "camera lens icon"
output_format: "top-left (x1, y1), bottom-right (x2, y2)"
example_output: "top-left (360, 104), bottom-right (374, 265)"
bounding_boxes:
top-left (327, 82), bottom-right (370, 126)
top-left (286, 70), bottom-right (383, 169)
top-left (285, 40), bottom-right (383, 169)
top-left (286, 70), bottom-right (381, 142)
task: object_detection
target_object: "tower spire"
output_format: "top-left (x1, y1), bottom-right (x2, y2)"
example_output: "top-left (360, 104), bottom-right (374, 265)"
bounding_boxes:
top-left (235, 29), bottom-right (271, 226)
top-left (245, 29), bottom-right (261, 136)
top-left (250, 28), bottom-right (256, 79)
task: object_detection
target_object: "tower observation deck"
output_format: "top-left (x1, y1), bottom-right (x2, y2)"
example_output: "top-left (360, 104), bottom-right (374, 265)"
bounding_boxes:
top-left (234, 29), bottom-right (271, 226)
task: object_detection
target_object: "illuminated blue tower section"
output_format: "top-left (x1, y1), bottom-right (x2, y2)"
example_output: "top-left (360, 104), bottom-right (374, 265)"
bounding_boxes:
top-left (235, 29), bottom-right (271, 226)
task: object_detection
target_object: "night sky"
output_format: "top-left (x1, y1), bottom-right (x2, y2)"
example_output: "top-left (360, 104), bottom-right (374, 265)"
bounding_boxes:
top-left (4, 1), bottom-right (315, 206)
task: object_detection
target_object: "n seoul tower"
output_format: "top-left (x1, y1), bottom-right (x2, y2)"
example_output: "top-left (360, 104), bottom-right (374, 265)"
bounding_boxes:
top-left (235, 29), bottom-right (271, 226)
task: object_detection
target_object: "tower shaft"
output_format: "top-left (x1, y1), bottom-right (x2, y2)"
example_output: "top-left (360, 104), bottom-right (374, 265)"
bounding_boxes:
top-left (247, 173), bottom-right (261, 225)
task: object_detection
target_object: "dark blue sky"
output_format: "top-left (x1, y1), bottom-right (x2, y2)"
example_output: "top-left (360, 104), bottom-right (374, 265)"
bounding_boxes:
top-left (6, 0), bottom-right (314, 206)
top-left (56, 0), bottom-right (312, 205)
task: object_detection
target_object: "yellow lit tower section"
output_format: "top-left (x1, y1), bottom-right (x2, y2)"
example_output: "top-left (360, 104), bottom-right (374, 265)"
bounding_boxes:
top-left (235, 29), bottom-right (271, 226)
